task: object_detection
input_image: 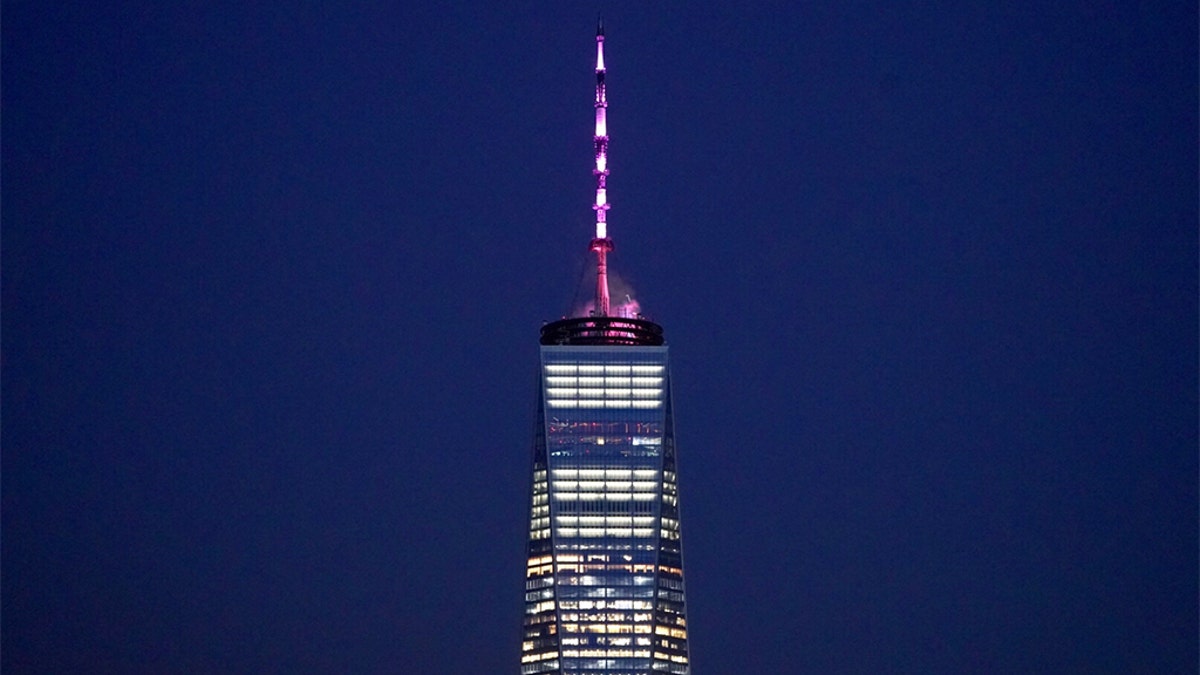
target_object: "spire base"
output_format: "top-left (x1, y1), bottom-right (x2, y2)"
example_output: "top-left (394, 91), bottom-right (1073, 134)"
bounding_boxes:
top-left (589, 237), bottom-right (614, 253)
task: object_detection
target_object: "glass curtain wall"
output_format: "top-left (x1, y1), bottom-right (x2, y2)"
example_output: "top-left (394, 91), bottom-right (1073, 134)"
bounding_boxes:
top-left (521, 345), bottom-right (689, 675)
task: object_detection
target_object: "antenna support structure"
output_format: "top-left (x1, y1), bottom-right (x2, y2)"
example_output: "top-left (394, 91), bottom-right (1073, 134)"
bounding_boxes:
top-left (589, 22), bottom-right (613, 317)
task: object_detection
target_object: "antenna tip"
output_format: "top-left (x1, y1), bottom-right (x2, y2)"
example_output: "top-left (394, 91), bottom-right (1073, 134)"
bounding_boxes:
top-left (597, 15), bottom-right (604, 37)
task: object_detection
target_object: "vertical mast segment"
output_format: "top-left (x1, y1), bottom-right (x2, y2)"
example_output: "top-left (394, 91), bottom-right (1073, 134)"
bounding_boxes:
top-left (590, 20), bottom-right (613, 317)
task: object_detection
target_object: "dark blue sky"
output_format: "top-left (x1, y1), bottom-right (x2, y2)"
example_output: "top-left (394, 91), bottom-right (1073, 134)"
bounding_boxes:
top-left (4, 2), bottom-right (1196, 672)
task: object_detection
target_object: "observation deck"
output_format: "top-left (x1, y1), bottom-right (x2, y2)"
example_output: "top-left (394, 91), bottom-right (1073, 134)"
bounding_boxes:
top-left (539, 316), bottom-right (665, 346)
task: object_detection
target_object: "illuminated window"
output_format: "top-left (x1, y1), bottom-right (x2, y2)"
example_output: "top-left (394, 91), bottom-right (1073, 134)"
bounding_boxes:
top-left (526, 348), bottom-right (688, 671)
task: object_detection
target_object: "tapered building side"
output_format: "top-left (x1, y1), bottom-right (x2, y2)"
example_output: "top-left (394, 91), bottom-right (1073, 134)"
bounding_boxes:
top-left (519, 25), bottom-right (691, 675)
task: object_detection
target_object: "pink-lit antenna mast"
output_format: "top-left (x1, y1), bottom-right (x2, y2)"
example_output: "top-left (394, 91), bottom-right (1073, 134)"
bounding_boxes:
top-left (589, 20), bottom-right (613, 317)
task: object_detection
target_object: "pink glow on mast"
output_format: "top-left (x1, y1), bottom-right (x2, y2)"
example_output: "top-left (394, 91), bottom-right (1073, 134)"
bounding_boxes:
top-left (590, 20), bottom-right (613, 316)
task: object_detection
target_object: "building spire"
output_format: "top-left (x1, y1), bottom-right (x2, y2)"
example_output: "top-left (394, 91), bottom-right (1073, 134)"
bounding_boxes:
top-left (589, 22), bottom-right (613, 317)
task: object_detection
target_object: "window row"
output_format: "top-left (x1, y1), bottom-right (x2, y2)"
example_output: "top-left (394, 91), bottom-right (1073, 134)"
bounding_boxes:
top-left (559, 599), bottom-right (653, 610)
top-left (560, 648), bottom-right (652, 658)
top-left (554, 516), bottom-right (658, 527)
top-left (547, 400), bottom-right (662, 409)
top-left (555, 574), bottom-right (655, 587)
top-left (544, 364), bottom-right (664, 375)
top-left (553, 500), bottom-right (657, 514)
top-left (553, 469), bottom-right (658, 479)
top-left (559, 635), bottom-right (653, 647)
top-left (552, 480), bottom-right (659, 491)
top-left (556, 527), bottom-right (657, 538)
top-left (553, 493), bottom-right (660, 502)
top-left (547, 372), bottom-right (667, 384)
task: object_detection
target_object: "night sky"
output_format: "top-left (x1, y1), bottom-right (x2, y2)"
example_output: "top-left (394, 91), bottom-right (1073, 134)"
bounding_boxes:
top-left (4, 2), bottom-right (1196, 673)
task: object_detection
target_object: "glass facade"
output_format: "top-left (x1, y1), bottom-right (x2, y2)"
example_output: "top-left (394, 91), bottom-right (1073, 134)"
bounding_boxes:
top-left (521, 344), bottom-right (690, 674)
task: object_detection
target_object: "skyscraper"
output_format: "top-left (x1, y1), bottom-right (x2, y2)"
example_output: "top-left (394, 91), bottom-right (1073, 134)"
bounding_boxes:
top-left (519, 25), bottom-right (691, 675)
